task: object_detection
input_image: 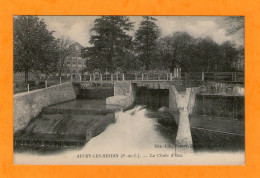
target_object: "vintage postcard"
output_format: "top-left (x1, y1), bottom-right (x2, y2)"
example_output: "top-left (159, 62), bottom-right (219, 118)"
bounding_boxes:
top-left (13, 15), bottom-right (245, 165)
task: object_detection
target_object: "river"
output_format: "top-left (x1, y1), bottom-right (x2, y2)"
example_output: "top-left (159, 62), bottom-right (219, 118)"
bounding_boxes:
top-left (13, 105), bottom-right (244, 165)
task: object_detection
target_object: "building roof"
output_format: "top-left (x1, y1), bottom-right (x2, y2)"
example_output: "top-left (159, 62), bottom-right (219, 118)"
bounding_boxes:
top-left (69, 42), bottom-right (84, 52)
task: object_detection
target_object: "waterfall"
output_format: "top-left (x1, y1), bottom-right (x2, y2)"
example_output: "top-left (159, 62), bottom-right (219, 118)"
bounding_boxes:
top-left (82, 106), bottom-right (171, 153)
top-left (14, 105), bottom-right (244, 165)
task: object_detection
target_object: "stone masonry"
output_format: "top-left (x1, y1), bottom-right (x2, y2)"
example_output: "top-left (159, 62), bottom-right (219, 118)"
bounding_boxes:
top-left (13, 82), bottom-right (76, 133)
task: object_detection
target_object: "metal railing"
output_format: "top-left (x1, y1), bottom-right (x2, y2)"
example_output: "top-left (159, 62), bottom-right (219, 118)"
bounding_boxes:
top-left (14, 72), bottom-right (244, 94)
top-left (13, 76), bottom-right (72, 94)
top-left (78, 72), bottom-right (244, 83)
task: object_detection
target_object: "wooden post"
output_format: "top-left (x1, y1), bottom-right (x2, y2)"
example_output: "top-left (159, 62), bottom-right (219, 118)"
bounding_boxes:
top-left (100, 74), bottom-right (102, 81)
top-left (27, 84), bottom-right (29, 92)
top-left (59, 77), bottom-right (61, 84)
top-left (111, 74), bottom-right (113, 81)
top-left (234, 72), bottom-right (236, 82)
top-left (235, 97), bottom-right (238, 120)
top-left (122, 74), bottom-right (125, 81)
top-left (80, 75), bottom-right (82, 81)
top-left (202, 72), bottom-right (204, 81)
top-left (170, 73), bottom-right (173, 81)
top-left (202, 95), bottom-right (205, 115)
top-left (142, 74), bottom-right (144, 80)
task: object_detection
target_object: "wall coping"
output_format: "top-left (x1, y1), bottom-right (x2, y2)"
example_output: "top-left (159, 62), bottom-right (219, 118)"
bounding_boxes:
top-left (13, 82), bottom-right (72, 98)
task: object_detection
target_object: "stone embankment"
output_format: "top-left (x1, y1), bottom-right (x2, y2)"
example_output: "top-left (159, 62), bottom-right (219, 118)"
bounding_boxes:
top-left (106, 82), bottom-right (136, 108)
top-left (200, 82), bottom-right (244, 96)
top-left (13, 82), bottom-right (76, 133)
top-left (169, 85), bottom-right (200, 153)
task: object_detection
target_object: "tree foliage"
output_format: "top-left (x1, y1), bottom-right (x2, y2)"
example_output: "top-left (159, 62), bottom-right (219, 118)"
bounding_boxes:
top-left (157, 32), bottom-right (195, 71)
top-left (82, 16), bottom-right (135, 73)
top-left (225, 16), bottom-right (244, 36)
top-left (134, 16), bottom-right (161, 71)
top-left (13, 16), bottom-right (59, 81)
top-left (14, 16), bottom-right (244, 80)
top-left (57, 36), bottom-right (73, 77)
top-left (157, 32), bottom-right (242, 72)
top-left (81, 16), bottom-right (244, 73)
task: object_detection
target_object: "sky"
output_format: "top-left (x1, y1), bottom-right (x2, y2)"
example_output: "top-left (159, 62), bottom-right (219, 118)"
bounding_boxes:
top-left (40, 16), bottom-right (244, 47)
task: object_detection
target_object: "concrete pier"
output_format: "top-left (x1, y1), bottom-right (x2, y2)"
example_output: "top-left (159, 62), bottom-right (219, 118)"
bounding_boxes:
top-left (106, 82), bottom-right (136, 108)
top-left (169, 85), bottom-right (199, 153)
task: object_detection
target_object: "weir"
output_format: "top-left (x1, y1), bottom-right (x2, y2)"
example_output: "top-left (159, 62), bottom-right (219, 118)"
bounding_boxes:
top-left (13, 79), bottom-right (245, 153)
top-left (103, 81), bottom-right (199, 153)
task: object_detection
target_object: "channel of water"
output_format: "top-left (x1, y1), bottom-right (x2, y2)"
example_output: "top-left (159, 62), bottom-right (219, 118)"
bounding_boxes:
top-left (14, 86), bottom-right (244, 155)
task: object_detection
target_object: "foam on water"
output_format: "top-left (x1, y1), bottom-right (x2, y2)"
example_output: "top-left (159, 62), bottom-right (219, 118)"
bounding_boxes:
top-left (83, 106), bottom-right (170, 153)
top-left (14, 106), bottom-right (244, 165)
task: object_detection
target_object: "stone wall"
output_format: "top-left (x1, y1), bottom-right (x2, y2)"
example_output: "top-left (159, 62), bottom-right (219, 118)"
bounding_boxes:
top-left (200, 82), bottom-right (244, 96)
top-left (106, 82), bottom-right (136, 108)
top-left (169, 85), bottom-right (200, 124)
top-left (114, 82), bottom-right (131, 95)
top-left (169, 85), bottom-right (179, 123)
top-left (13, 82), bottom-right (76, 133)
top-left (169, 85), bottom-right (200, 153)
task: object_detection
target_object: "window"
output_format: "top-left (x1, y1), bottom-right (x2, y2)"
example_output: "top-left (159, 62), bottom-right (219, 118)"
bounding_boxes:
top-left (67, 61), bottom-right (70, 65)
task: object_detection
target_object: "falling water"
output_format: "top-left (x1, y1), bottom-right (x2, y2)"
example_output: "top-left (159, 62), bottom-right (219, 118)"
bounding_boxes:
top-left (83, 106), bottom-right (171, 153)
top-left (14, 106), bottom-right (244, 165)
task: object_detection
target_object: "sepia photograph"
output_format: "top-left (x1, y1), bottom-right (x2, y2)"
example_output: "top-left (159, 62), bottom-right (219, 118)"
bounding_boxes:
top-left (13, 16), bottom-right (245, 165)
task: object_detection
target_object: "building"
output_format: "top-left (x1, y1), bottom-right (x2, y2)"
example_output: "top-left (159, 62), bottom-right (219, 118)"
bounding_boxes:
top-left (13, 71), bottom-right (38, 83)
top-left (65, 42), bottom-right (86, 78)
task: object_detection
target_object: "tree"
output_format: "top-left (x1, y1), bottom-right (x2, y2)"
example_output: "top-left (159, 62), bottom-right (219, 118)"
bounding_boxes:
top-left (82, 16), bottom-right (134, 72)
top-left (13, 16), bottom-right (59, 82)
top-left (35, 39), bottom-right (60, 78)
top-left (219, 41), bottom-right (239, 71)
top-left (57, 36), bottom-right (73, 77)
top-left (195, 37), bottom-right (220, 72)
top-left (171, 32), bottom-right (195, 71)
top-left (135, 16), bottom-right (160, 71)
top-left (225, 16), bottom-right (244, 71)
top-left (225, 16), bottom-right (244, 36)
top-left (157, 35), bottom-right (175, 70)
top-left (157, 32), bottom-right (240, 72)
top-left (157, 32), bottom-right (194, 72)
top-left (235, 45), bottom-right (244, 71)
